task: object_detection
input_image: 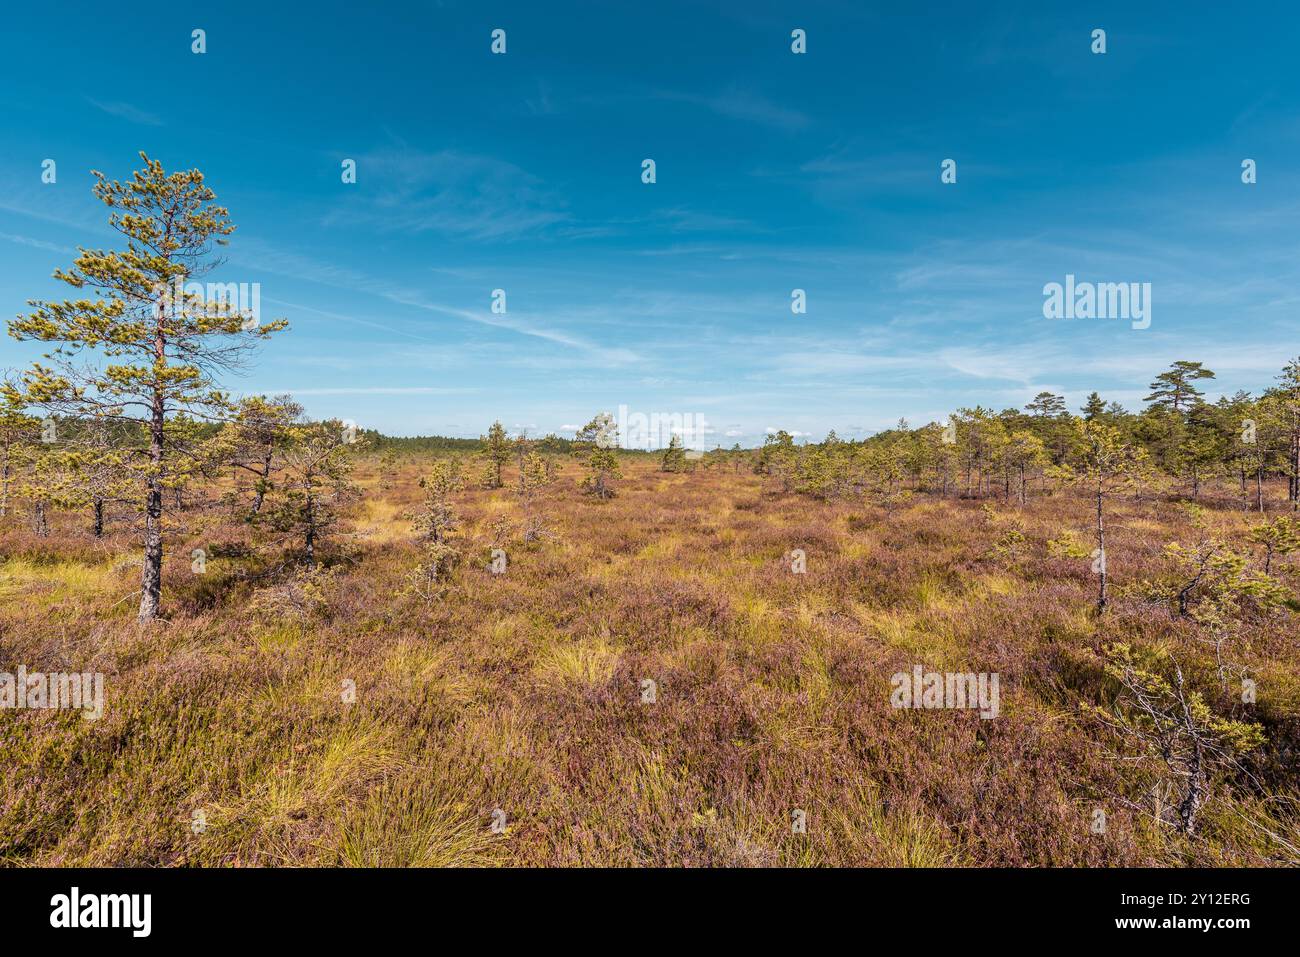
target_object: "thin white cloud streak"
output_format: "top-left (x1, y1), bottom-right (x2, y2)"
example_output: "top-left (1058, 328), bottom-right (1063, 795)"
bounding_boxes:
top-left (0, 231), bottom-right (73, 254)
top-left (654, 88), bottom-right (811, 132)
top-left (262, 296), bottom-right (445, 345)
top-left (379, 293), bottom-right (641, 365)
top-left (251, 386), bottom-right (477, 397)
top-left (243, 244), bottom-right (641, 364)
top-left (320, 148), bottom-right (569, 240)
top-left (86, 98), bottom-right (163, 126)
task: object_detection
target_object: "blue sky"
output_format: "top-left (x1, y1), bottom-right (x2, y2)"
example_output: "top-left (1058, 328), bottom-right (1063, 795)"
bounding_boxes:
top-left (2, 1), bottom-right (1298, 444)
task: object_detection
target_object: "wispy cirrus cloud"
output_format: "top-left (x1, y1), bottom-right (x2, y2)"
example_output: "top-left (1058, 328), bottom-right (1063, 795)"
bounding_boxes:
top-left (255, 386), bottom-right (477, 397)
top-left (0, 231), bottom-right (73, 254)
top-left (382, 291), bottom-right (641, 365)
top-left (241, 242), bottom-right (640, 365)
top-left (86, 97), bottom-right (163, 126)
top-left (655, 87), bottom-right (810, 132)
top-left (322, 148), bottom-right (569, 240)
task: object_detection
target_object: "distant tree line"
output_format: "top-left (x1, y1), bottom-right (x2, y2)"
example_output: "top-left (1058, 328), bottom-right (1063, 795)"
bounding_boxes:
top-left (752, 358), bottom-right (1300, 513)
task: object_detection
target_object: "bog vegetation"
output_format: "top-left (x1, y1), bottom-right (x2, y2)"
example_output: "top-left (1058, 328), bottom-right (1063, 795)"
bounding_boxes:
top-left (1, 158), bottom-right (1298, 866)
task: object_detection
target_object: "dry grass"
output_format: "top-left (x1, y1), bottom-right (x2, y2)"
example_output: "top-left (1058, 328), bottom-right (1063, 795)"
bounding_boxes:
top-left (1, 457), bottom-right (1297, 866)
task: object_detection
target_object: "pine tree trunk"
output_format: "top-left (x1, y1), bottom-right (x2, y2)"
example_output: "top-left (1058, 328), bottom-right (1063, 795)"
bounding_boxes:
top-left (139, 387), bottom-right (165, 622)
top-left (93, 497), bottom-right (104, 537)
top-left (1291, 430), bottom-right (1299, 507)
top-left (1096, 484), bottom-right (1107, 614)
top-left (305, 485), bottom-right (316, 566)
top-left (1177, 744), bottom-right (1206, 835)
top-left (34, 500), bottom-right (49, 537)
top-left (251, 450), bottom-right (272, 514)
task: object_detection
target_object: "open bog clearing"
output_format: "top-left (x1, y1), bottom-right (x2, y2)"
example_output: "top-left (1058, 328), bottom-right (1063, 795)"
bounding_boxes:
top-left (2, 455), bottom-right (1297, 867)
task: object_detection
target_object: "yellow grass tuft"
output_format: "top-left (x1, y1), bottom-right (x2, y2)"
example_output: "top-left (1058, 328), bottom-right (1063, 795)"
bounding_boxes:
top-left (534, 636), bottom-right (619, 691)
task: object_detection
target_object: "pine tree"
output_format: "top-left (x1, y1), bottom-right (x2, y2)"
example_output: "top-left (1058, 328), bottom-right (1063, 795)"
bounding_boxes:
top-left (6, 153), bottom-right (285, 619)
top-left (1269, 358), bottom-right (1300, 507)
top-left (482, 420), bottom-right (510, 488)
top-left (267, 420), bottom-right (361, 566)
top-left (1237, 396), bottom-right (1281, 512)
top-left (1000, 430), bottom-right (1048, 505)
top-left (660, 434), bottom-right (687, 472)
top-left (15, 443), bottom-right (64, 536)
top-left (518, 449), bottom-right (553, 541)
top-left (230, 395), bottom-right (302, 516)
top-left (1089, 644), bottom-right (1264, 835)
top-left (0, 393), bottom-right (40, 520)
top-left (1146, 361), bottom-right (1215, 414)
top-left (1247, 515), bottom-right (1300, 575)
top-left (757, 429), bottom-right (797, 492)
top-left (405, 459), bottom-right (462, 598)
top-left (1025, 392), bottom-right (1067, 418)
top-left (573, 413), bottom-right (621, 499)
top-left (59, 418), bottom-right (135, 536)
top-left (1081, 392), bottom-right (1106, 420)
top-left (1051, 418), bottom-right (1151, 613)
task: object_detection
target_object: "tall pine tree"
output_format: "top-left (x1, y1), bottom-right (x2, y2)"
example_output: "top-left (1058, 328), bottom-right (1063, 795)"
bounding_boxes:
top-left (7, 154), bottom-right (285, 620)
